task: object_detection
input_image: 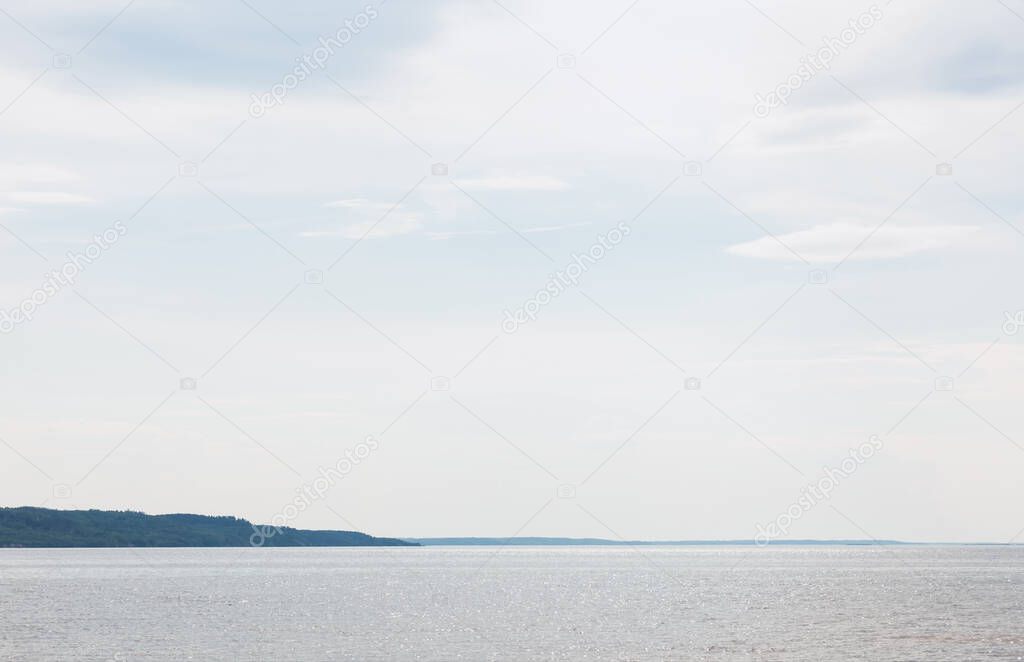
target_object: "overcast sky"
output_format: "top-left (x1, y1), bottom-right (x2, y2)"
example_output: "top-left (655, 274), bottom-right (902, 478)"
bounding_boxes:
top-left (1, 0), bottom-right (1023, 542)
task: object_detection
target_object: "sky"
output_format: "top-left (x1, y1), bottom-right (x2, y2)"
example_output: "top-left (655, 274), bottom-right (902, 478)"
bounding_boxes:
top-left (1, 0), bottom-right (1023, 543)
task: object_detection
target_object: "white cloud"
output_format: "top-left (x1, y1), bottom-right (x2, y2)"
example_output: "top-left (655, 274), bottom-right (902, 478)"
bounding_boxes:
top-left (523, 221), bottom-right (590, 233)
top-left (341, 215), bottom-right (421, 239)
top-left (3, 191), bottom-right (95, 205)
top-left (0, 163), bottom-right (80, 185)
top-left (727, 222), bottom-right (980, 262)
top-left (323, 198), bottom-right (376, 209)
top-left (316, 197), bottom-right (422, 238)
top-left (300, 214), bottom-right (422, 239)
top-left (425, 229), bottom-right (498, 240)
top-left (453, 175), bottom-right (569, 191)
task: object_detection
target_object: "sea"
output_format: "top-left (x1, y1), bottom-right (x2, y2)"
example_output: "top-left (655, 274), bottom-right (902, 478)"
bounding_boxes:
top-left (0, 545), bottom-right (1021, 660)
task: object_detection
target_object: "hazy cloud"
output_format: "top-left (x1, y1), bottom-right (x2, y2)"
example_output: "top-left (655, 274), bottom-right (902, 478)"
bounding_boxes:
top-left (727, 222), bottom-right (980, 262)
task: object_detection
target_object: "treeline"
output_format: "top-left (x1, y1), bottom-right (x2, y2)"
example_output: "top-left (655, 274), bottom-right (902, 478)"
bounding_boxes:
top-left (0, 507), bottom-right (416, 548)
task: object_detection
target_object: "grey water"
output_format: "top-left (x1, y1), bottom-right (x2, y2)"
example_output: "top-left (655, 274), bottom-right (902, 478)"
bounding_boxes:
top-left (1, 546), bottom-right (1021, 661)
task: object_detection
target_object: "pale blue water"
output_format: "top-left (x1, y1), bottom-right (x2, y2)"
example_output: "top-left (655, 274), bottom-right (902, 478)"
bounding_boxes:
top-left (0, 546), bottom-right (1021, 661)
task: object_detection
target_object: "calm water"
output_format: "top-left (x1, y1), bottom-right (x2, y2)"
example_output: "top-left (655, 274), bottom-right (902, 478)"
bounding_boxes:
top-left (0, 546), bottom-right (1021, 661)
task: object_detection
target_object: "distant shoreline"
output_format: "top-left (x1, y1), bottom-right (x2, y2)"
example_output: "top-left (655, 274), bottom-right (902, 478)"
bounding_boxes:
top-left (0, 507), bottom-right (416, 548)
top-left (2, 507), bottom-right (1015, 548)
top-left (2, 540), bottom-right (1017, 550)
top-left (409, 537), bottom-right (912, 546)
top-left (410, 538), bottom-right (1020, 546)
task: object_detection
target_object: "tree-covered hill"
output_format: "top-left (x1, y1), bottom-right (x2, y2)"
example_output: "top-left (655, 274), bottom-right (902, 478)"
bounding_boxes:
top-left (0, 507), bottom-right (417, 548)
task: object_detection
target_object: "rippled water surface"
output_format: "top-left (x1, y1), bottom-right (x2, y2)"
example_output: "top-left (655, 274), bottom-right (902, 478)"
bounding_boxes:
top-left (1, 546), bottom-right (1022, 660)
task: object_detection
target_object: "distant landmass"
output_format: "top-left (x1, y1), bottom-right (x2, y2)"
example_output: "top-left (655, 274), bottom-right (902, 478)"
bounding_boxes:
top-left (0, 507), bottom-right (416, 548)
top-left (411, 537), bottom-right (909, 546)
top-left (0, 508), bottom-right (927, 548)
